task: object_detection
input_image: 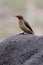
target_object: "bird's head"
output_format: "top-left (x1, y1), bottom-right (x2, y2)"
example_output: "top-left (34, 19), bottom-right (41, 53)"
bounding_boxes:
top-left (15, 15), bottom-right (24, 20)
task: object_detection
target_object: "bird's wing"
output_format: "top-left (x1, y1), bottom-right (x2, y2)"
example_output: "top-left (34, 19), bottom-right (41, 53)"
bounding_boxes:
top-left (24, 21), bottom-right (34, 33)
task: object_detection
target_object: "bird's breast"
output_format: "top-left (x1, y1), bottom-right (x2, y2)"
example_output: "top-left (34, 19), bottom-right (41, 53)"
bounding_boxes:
top-left (19, 21), bottom-right (31, 32)
top-left (19, 21), bottom-right (24, 29)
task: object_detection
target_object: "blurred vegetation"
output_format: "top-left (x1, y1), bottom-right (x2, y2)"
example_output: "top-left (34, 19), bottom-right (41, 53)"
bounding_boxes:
top-left (35, 0), bottom-right (43, 7)
top-left (4, 0), bottom-right (43, 9)
top-left (4, 0), bottom-right (27, 10)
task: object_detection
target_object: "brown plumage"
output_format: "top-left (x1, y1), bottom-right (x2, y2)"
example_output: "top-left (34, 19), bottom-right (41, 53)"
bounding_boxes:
top-left (15, 15), bottom-right (34, 34)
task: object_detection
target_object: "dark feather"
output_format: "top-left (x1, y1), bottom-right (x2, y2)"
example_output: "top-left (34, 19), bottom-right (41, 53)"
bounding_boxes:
top-left (24, 21), bottom-right (34, 33)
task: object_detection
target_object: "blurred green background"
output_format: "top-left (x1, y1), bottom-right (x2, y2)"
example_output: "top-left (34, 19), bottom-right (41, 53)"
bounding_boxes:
top-left (0, 0), bottom-right (43, 41)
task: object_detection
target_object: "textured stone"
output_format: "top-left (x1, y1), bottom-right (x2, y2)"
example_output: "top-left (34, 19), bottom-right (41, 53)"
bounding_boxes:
top-left (0, 34), bottom-right (43, 65)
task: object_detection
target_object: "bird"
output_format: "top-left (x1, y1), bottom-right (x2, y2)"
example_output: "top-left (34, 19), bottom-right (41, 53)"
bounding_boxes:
top-left (15, 15), bottom-right (34, 34)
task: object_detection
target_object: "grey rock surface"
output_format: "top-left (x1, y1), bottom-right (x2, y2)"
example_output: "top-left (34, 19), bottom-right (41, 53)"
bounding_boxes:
top-left (0, 34), bottom-right (43, 65)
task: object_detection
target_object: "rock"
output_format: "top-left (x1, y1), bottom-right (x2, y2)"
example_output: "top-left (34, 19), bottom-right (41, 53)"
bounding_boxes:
top-left (0, 34), bottom-right (43, 65)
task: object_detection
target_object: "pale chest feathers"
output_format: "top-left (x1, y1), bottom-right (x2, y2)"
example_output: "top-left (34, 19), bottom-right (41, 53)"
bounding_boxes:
top-left (19, 20), bottom-right (25, 29)
top-left (19, 20), bottom-right (31, 32)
